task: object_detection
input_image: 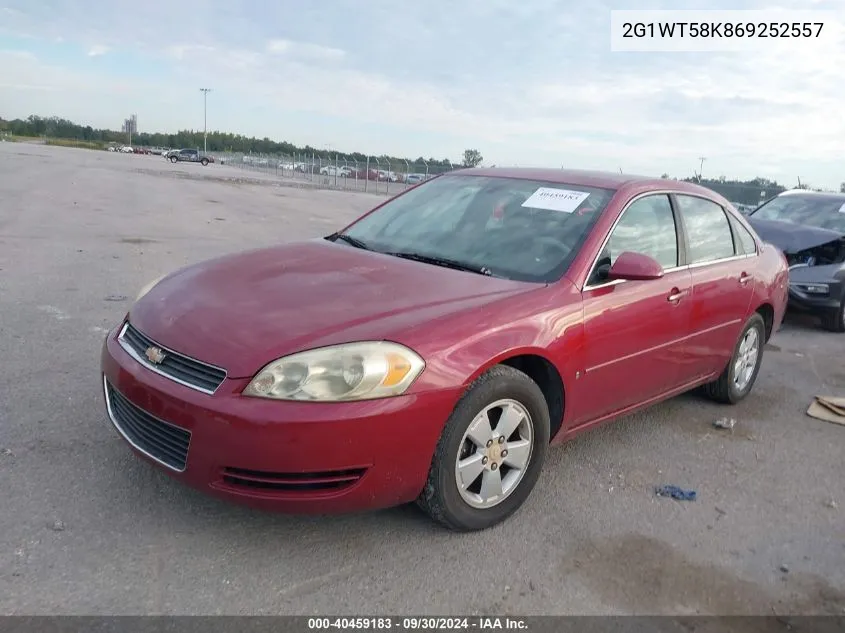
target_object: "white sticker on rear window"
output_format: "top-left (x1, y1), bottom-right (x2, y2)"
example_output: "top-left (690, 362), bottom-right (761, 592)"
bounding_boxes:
top-left (521, 188), bottom-right (590, 213)
top-left (838, 202), bottom-right (845, 214)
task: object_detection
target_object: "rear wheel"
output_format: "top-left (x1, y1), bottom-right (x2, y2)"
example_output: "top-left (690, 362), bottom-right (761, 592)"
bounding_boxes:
top-left (820, 298), bottom-right (845, 333)
top-left (702, 312), bottom-right (766, 404)
top-left (416, 365), bottom-right (550, 532)
top-left (201, 158), bottom-right (209, 166)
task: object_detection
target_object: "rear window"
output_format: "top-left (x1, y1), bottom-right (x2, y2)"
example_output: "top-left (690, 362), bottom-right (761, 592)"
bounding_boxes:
top-left (751, 195), bottom-right (845, 233)
top-left (730, 217), bottom-right (758, 255)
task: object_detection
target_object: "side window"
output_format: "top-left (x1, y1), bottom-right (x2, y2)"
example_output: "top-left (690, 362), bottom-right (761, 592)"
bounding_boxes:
top-left (604, 194), bottom-right (679, 267)
top-left (676, 195), bottom-right (736, 264)
top-left (729, 216), bottom-right (758, 255)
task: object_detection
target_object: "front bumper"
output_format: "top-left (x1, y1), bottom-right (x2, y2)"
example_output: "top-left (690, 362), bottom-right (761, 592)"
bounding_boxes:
top-left (100, 325), bottom-right (461, 514)
top-left (787, 280), bottom-right (844, 314)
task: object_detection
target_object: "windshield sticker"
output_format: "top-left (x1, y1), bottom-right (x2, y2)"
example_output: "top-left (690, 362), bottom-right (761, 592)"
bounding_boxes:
top-left (839, 202), bottom-right (845, 214)
top-left (521, 188), bottom-right (590, 213)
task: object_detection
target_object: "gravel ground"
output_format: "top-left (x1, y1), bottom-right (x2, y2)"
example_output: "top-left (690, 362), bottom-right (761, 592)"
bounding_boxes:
top-left (0, 143), bottom-right (843, 617)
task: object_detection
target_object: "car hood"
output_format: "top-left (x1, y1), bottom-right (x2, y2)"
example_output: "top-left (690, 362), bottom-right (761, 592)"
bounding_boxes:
top-left (746, 217), bottom-right (844, 253)
top-left (128, 239), bottom-right (534, 378)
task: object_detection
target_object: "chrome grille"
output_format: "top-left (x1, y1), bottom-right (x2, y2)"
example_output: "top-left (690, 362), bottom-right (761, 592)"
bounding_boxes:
top-left (118, 322), bottom-right (227, 394)
top-left (104, 378), bottom-right (191, 472)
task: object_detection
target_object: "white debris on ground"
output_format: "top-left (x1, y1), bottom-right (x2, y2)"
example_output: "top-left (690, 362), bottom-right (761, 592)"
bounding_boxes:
top-left (713, 417), bottom-right (737, 430)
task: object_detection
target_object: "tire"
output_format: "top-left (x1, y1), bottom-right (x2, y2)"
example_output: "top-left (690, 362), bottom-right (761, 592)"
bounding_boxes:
top-left (820, 298), bottom-right (845, 333)
top-left (201, 158), bottom-right (209, 166)
top-left (702, 312), bottom-right (766, 404)
top-left (169, 156), bottom-right (177, 163)
top-left (416, 365), bottom-right (550, 532)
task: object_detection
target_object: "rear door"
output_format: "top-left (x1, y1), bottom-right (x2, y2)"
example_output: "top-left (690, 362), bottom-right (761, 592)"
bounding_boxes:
top-left (672, 194), bottom-right (756, 380)
top-left (571, 193), bottom-right (693, 425)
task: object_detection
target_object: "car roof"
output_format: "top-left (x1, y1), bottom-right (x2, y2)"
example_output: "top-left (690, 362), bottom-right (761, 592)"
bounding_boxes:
top-left (448, 167), bottom-right (718, 196)
top-left (778, 189), bottom-right (845, 200)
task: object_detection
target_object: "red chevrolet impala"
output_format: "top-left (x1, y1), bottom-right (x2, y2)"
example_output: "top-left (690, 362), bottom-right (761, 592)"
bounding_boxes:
top-left (100, 168), bottom-right (789, 531)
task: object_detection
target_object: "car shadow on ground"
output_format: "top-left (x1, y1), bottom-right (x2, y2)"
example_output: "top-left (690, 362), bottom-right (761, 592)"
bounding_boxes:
top-left (780, 309), bottom-right (827, 334)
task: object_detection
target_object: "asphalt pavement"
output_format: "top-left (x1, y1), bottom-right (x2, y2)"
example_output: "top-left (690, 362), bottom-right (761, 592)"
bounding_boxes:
top-left (0, 143), bottom-right (843, 616)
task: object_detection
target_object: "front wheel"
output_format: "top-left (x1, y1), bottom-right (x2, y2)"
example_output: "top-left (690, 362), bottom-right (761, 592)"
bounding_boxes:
top-left (169, 155), bottom-right (177, 163)
top-left (201, 158), bottom-right (209, 166)
top-left (702, 312), bottom-right (766, 404)
top-left (417, 365), bottom-right (550, 532)
top-left (820, 298), bottom-right (845, 333)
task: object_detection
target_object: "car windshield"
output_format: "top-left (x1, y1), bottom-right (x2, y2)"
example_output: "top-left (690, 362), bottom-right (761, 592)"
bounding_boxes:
top-left (336, 175), bottom-right (616, 283)
top-left (751, 195), bottom-right (845, 233)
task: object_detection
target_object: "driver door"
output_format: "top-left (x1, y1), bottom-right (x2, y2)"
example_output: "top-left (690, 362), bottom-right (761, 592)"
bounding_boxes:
top-left (569, 193), bottom-right (693, 426)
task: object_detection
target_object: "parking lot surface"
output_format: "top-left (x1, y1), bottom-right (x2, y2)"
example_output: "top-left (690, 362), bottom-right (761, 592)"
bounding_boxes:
top-left (1, 143), bottom-right (844, 616)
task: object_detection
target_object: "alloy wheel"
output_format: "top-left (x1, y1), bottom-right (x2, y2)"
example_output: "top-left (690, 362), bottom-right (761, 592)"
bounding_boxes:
top-left (733, 327), bottom-right (760, 391)
top-left (454, 399), bottom-right (534, 509)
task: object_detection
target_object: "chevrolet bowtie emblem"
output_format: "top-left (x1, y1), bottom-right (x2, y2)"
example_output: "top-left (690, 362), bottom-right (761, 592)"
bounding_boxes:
top-left (144, 346), bottom-right (167, 364)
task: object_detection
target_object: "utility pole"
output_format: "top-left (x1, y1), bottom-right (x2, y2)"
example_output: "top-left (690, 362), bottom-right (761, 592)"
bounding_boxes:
top-left (200, 88), bottom-right (212, 153)
top-left (698, 156), bottom-right (706, 181)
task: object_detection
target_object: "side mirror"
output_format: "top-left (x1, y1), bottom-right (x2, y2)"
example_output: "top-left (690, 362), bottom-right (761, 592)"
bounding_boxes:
top-left (608, 251), bottom-right (665, 281)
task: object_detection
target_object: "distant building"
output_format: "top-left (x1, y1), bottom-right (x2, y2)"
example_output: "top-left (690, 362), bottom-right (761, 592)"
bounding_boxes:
top-left (122, 115), bottom-right (137, 136)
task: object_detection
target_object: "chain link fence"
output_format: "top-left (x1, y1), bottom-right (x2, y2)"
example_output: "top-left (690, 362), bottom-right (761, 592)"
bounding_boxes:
top-left (185, 147), bottom-right (834, 204)
top-left (694, 182), bottom-right (781, 208)
top-left (213, 152), bottom-right (459, 194)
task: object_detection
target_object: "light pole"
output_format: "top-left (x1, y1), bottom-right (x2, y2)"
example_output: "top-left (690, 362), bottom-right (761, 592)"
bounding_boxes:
top-left (200, 88), bottom-right (211, 153)
top-left (698, 156), bottom-right (706, 181)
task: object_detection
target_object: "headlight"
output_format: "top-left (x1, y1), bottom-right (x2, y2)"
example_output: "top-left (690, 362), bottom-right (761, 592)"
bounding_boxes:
top-left (242, 341), bottom-right (426, 402)
top-left (790, 282), bottom-right (829, 295)
top-left (135, 275), bottom-right (166, 302)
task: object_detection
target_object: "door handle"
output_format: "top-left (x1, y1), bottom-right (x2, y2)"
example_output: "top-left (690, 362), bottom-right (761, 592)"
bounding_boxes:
top-left (739, 272), bottom-right (751, 285)
top-left (667, 288), bottom-right (687, 303)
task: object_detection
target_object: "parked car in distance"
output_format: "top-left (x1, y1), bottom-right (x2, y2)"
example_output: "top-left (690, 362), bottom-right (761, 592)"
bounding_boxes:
top-left (119, 146), bottom-right (133, 153)
top-left (100, 168), bottom-right (788, 532)
top-left (320, 165), bottom-right (352, 177)
top-left (405, 173), bottom-right (427, 185)
top-left (167, 148), bottom-right (213, 166)
top-left (745, 189), bottom-right (845, 332)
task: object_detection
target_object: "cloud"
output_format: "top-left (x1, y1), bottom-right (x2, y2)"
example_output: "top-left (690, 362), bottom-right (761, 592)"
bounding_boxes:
top-left (1, 0), bottom-right (845, 187)
top-left (266, 38), bottom-right (345, 61)
top-left (87, 44), bottom-right (109, 57)
top-left (164, 44), bottom-right (215, 60)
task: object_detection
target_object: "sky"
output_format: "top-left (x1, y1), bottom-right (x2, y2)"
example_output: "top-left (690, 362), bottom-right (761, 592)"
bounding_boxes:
top-left (0, 0), bottom-right (843, 188)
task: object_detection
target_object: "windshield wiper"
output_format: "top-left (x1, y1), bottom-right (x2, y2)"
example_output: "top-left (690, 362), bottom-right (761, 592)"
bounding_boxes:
top-left (328, 233), bottom-right (372, 250)
top-left (385, 251), bottom-right (492, 276)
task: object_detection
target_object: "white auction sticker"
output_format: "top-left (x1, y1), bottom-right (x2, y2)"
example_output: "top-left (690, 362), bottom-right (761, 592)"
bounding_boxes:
top-left (521, 188), bottom-right (590, 213)
top-left (838, 202), bottom-right (845, 214)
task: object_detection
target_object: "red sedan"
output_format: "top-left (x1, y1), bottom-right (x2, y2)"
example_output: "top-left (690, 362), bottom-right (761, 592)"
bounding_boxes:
top-left (100, 168), bottom-right (789, 531)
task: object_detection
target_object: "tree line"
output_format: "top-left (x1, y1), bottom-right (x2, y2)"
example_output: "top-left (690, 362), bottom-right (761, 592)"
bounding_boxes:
top-left (0, 114), bottom-right (458, 167)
